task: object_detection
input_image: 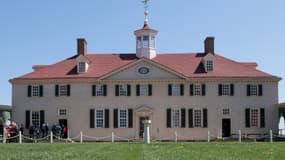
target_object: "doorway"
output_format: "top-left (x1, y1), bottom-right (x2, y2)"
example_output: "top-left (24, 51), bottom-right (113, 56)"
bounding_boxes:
top-left (139, 117), bottom-right (149, 138)
top-left (59, 119), bottom-right (68, 138)
top-left (222, 119), bottom-right (231, 137)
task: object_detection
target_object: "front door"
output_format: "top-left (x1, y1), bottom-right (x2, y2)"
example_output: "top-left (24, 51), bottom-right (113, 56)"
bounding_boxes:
top-left (59, 119), bottom-right (68, 138)
top-left (139, 117), bottom-right (149, 138)
top-left (222, 119), bottom-right (231, 137)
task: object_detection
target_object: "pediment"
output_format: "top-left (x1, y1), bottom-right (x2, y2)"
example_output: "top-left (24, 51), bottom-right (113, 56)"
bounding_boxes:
top-left (99, 58), bottom-right (188, 81)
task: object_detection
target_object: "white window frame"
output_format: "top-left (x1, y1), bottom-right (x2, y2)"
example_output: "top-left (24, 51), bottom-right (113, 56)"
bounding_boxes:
top-left (59, 85), bottom-right (68, 96)
top-left (206, 60), bottom-right (213, 71)
top-left (119, 85), bottom-right (128, 96)
top-left (172, 109), bottom-right (180, 128)
top-left (250, 108), bottom-right (259, 128)
top-left (150, 36), bottom-right (155, 48)
top-left (32, 85), bottom-right (40, 97)
top-left (31, 111), bottom-right (40, 127)
top-left (193, 84), bottom-right (202, 96)
top-left (78, 62), bottom-right (86, 73)
top-left (58, 108), bottom-right (68, 117)
top-left (96, 85), bottom-right (104, 96)
top-left (172, 84), bottom-right (181, 96)
top-left (221, 84), bottom-right (230, 96)
top-left (142, 36), bottom-right (149, 48)
top-left (137, 36), bottom-right (142, 49)
top-left (95, 109), bottom-right (104, 128)
top-left (194, 109), bottom-right (202, 128)
top-left (119, 109), bottom-right (128, 128)
top-left (139, 84), bottom-right (149, 96)
top-left (249, 85), bottom-right (258, 96)
top-left (222, 108), bottom-right (230, 115)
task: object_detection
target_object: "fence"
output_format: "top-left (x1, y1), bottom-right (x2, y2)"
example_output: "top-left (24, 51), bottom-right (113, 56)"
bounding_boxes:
top-left (1, 130), bottom-right (285, 144)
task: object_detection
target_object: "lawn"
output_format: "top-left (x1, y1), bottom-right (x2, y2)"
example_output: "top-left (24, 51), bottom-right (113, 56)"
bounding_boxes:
top-left (0, 142), bottom-right (285, 160)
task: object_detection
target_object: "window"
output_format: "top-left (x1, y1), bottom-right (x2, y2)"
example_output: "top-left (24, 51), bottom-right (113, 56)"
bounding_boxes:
top-left (150, 36), bottom-right (155, 48)
top-left (194, 109), bottom-right (202, 127)
top-left (222, 108), bottom-right (230, 115)
top-left (206, 60), bottom-right (213, 71)
top-left (172, 84), bottom-right (181, 96)
top-left (119, 109), bottom-right (128, 128)
top-left (137, 37), bottom-right (142, 48)
top-left (190, 84), bottom-right (205, 96)
top-left (139, 84), bottom-right (149, 96)
top-left (78, 62), bottom-right (86, 73)
top-left (58, 108), bottom-right (67, 116)
top-left (96, 109), bottom-right (104, 128)
top-left (221, 84), bottom-right (230, 95)
top-left (194, 84), bottom-right (201, 96)
top-left (142, 36), bottom-right (149, 48)
top-left (32, 111), bottom-right (40, 127)
top-left (96, 85), bottom-right (104, 96)
top-left (32, 85), bottom-right (40, 96)
top-left (55, 84), bottom-right (70, 96)
top-left (247, 84), bottom-right (263, 96)
top-left (28, 85), bottom-right (43, 97)
top-left (249, 85), bottom-right (258, 96)
top-left (250, 109), bottom-right (259, 127)
top-left (219, 84), bottom-right (234, 96)
top-left (172, 109), bottom-right (180, 128)
top-left (119, 85), bottom-right (128, 96)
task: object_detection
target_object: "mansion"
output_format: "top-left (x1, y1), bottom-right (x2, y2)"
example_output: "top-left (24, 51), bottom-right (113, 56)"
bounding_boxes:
top-left (10, 14), bottom-right (281, 140)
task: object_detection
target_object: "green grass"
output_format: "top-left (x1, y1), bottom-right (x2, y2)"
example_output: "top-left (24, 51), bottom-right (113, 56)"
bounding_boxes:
top-left (0, 142), bottom-right (285, 160)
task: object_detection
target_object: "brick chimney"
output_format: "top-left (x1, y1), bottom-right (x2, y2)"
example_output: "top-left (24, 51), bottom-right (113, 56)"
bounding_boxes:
top-left (204, 37), bottom-right (215, 54)
top-left (77, 38), bottom-right (87, 56)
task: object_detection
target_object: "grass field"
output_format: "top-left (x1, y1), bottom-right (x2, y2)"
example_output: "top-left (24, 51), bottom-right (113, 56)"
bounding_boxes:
top-left (0, 142), bottom-right (285, 160)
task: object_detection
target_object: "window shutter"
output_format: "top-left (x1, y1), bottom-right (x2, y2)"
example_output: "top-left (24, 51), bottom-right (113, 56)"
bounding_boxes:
top-left (104, 109), bottom-right (109, 128)
top-left (245, 108), bottom-right (250, 128)
top-left (92, 85), bottom-right (96, 96)
top-left (40, 110), bottom-right (45, 126)
top-left (166, 108), bottom-right (171, 128)
top-left (247, 84), bottom-right (251, 96)
top-left (55, 85), bottom-right (59, 97)
top-left (258, 84), bottom-right (263, 96)
top-left (127, 84), bottom-right (131, 96)
top-left (188, 109), bottom-right (193, 128)
top-left (136, 84), bottom-right (140, 96)
top-left (90, 109), bottom-right (95, 128)
top-left (202, 84), bottom-right (206, 96)
top-left (218, 84), bottom-right (222, 96)
top-left (230, 84), bottom-right (234, 96)
top-left (67, 84), bottom-right (71, 96)
top-left (128, 109), bottom-right (133, 128)
top-left (180, 84), bottom-right (184, 96)
top-left (168, 84), bottom-right (172, 96)
top-left (113, 109), bottom-right (118, 128)
top-left (148, 84), bottom-right (152, 96)
top-left (260, 108), bottom-right (265, 128)
top-left (190, 84), bottom-right (194, 96)
top-left (39, 85), bottom-right (43, 97)
top-left (203, 108), bottom-right (208, 128)
top-left (103, 85), bottom-right (107, 96)
top-left (115, 85), bottom-right (119, 96)
top-left (181, 108), bottom-right (186, 128)
top-left (28, 85), bottom-right (32, 97)
top-left (25, 110), bottom-right (30, 129)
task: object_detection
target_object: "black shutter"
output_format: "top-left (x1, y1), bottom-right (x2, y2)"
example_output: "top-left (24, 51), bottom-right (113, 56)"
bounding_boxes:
top-left (67, 84), bottom-right (71, 96)
top-left (230, 84), bottom-right (234, 96)
top-left (40, 110), bottom-right (45, 126)
top-left (90, 109), bottom-right (95, 128)
top-left (180, 84), bottom-right (184, 96)
top-left (148, 84), bottom-right (152, 96)
top-left (55, 85), bottom-right (59, 97)
top-left (28, 85), bottom-right (32, 97)
top-left (258, 84), bottom-right (263, 96)
top-left (218, 84), bottom-right (222, 96)
top-left (202, 84), bottom-right (206, 96)
top-left (115, 85), bottom-right (119, 96)
top-left (188, 109), bottom-right (193, 128)
top-left (39, 85), bottom-right (43, 97)
top-left (103, 85), bottom-right (107, 96)
top-left (114, 109), bottom-right (118, 128)
top-left (168, 84), bottom-right (172, 96)
top-left (190, 84), bottom-right (194, 96)
top-left (128, 109), bottom-right (133, 128)
top-left (104, 109), bottom-right (109, 128)
top-left (247, 84), bottom-right (251, 96)
top-left (136, 84), bottom-right (140, 96)
top-left (92, 85), bottom-right (96, 96)
top-left (245, 108), bottom-right (250, 128)
top-left (260, 108), bottom-right (265, 128)
top-left (181, 108), bottom-right (186, 128)
top-left (166, 108), bottom-right (171, 128)
top-left (203, 108), bottom-right (208, 128)
top-left (25, 110), bottom-right (30, 129)
top-left (127, 84), bottom-right (131, 96)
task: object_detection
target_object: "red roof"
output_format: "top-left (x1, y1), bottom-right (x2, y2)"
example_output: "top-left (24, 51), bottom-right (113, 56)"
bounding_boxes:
top-left (13, 53), bottom-right (279, 81)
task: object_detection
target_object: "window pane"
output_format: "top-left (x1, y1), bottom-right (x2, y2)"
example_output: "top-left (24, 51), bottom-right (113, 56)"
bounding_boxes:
top-left (58, 109), bottom-right (67, 116)
top-left (59, 85), bottom-right (68, 96)
top-left (96, 109), bottom-right (104, 128)
top-left (251, 109), bottom-right (259, 127)
top-left (32, 85), bottom-right (40, 97)
top-left (250, 85), bottom-right (258, 96)
top-left (78, 62), bottom-right (86, 73)
top-left (206, 60), bottom-right (213, 71)
top-left (32, 111), bottom-right (40, 127)
top-left (139, 84), bottom-right (149, 96)
top-left (96, 85), bottom-right (104, 96)
top-left (221, 84), bottom-right (230, 96)
top-left (194, 84), bottom-right (201, 96)
top-left (172, 84), bottom-right (180, 96)
top-left (119, 85), bottom-right (127, 96)
top-left (119, 109), bottom-right (127, 128)
top-left (137, 37), bottom-right (142, 48)
top-left (194, 109), bottom-right (202, 127)
top-left (172, 109), bottom-right (180, 128)
top-left (143, 36), bottom-right (149, 48)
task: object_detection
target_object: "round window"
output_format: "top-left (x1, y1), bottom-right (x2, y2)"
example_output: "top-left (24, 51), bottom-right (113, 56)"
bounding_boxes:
top-left (138, 67), bottom-right (150, 74)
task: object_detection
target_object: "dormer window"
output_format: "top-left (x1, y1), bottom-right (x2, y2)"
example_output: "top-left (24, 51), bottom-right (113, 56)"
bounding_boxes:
top-left (78, 62), bottom-right (86, 73)
top-left (206, 60), bottom-right (213, 72)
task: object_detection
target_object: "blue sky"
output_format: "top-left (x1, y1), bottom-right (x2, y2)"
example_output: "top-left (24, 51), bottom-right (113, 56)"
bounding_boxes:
top-left (0, 0), bottom-right (284, 105)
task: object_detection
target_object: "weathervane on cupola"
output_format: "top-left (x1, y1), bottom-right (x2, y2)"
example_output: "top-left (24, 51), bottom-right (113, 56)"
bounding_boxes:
top-left (135, 0), bottom-right (158, 59)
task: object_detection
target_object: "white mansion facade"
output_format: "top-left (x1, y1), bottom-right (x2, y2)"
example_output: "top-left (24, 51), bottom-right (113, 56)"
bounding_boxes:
top-left (10, 19), bottom-right (281, 140)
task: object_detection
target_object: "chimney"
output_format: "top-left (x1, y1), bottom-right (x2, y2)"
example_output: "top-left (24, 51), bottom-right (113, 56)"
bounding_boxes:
top-left (77, 38), bottom-right (87, 56)
top-left (204, 37), bottom-right (215, 54)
